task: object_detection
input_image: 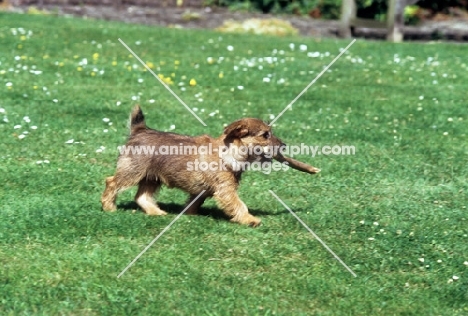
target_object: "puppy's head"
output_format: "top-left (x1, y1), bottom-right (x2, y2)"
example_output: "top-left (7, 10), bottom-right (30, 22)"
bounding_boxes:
top-left (222, 118), bottom-right (284, 162)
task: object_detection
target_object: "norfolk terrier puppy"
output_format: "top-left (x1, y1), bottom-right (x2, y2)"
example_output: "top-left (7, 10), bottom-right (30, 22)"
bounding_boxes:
top-left (101, 105), bottom-right (319, 227)
top-left (101, 106), bottom-right (283, 227)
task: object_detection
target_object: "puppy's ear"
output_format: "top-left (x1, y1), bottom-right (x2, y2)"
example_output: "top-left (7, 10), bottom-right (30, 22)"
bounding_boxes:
top-left (224, 123), bottom-right (249, 139)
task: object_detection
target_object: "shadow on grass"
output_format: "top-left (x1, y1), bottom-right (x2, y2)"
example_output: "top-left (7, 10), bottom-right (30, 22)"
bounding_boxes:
top-left (117, 201), bottom-right (291, 222)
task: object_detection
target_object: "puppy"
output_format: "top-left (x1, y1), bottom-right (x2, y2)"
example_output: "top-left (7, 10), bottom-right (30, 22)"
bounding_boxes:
top-left (101, 105), bottom-right (319, 227)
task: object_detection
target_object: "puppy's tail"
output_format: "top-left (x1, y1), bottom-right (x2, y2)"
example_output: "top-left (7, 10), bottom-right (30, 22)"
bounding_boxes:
top-left (129, 105), bottom-right (146, 134)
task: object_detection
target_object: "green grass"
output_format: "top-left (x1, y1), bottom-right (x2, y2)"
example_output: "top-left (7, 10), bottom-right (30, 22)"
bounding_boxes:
top-left (1, 12), bottom-right (467, 315)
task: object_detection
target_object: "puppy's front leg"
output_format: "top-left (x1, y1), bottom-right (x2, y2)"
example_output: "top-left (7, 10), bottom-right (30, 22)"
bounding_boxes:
top-left (214, 190), bottom-right (261, 227)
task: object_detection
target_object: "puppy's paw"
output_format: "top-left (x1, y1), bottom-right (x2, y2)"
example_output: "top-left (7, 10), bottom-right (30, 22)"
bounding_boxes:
top-left (248, 217), bottom-right (262, 227)
top-left (233, 214), bottom-right (262, 227)
top-left (101, 203), bottom-right (117, 212)
top-left (145, 209), bottom-right (168, 216)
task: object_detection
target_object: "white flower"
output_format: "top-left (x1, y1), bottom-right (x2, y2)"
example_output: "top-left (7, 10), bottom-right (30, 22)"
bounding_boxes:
top-left (14, 125), bottom-right (21, 129)
top-left (149, 99), bottom-right (155, 103)
top-left (102, 118), bottom-right (110, 123)
top-left (0, 108), bottom-right (4, 113)
top-left (131, 96), bottom-right (138, 101)
top-left (368, 237), bottom-right (375, 241)
top-left (307, 52), bottom-right (320, 58)
top-left (23, 116), bottom-right (31, 123)
top-left (18, 134), bottom-right (26, 139)
top-left (31, 126), bottom-right (37, 130)
top-left (269, 114), bottom-right (275, 120)
top-left (419, 95), bottom-right (424, 100)
top-left (103, 129), bottom-right (108, 133)
top-left (299, 44), bottom-right (307, 51)
top-left (209, 112), bottom-right (216, 117)
top-left (6, 82), bottom-right (12, 87)
top-left (277, 78), bottom-right (285, 84)
top-left (452, 275), bottom-right (459, 281)
top-left (237, 86), bottom-right (244, 90)
top-left (169, 124), bottom-right (175, 130)
top-left (464, 261), bottom-right (468, 266)
top-left (289, 43), bottom-right (295, 50)
top-left (44, 160), bottom-right (49, 163)
top-left (373, 222), bottom-right (379, 226)
top-left (138, 78), bottom-right (144, 83)
top-left (53, 99), bottom-right (58, 103)
top-left (447, 117), bottom-right (453, 122)
top-left (418, 258), bottom-right (425, 263)
top-left (116, 101), bottom-right (121, 106)
top-left (65, 139), bottom-right (74, 144)
top-left (227, 45), bottom-right (234, 51)
top-left (263, 77), bottom-right (271, 83)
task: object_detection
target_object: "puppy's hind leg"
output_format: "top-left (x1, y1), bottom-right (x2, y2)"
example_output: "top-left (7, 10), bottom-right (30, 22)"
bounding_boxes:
top-left (135, 179), bottom-right (167, 216)
top-left (102, 175), bottom-right (138, 212)
top-left (184, 194), bottom-right (207, 215)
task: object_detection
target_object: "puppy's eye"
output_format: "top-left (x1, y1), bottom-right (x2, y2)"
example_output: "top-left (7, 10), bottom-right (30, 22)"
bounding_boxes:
top-left (262, 131), bottom-right (271, 139)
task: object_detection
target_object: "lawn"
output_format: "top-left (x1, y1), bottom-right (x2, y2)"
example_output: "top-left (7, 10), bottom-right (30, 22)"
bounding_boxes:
top-left (0, 12), bottom-right (467, 315)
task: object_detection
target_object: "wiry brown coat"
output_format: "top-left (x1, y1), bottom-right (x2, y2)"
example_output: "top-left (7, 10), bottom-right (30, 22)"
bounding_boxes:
top-left (101, 105), bottom-right (285, 226)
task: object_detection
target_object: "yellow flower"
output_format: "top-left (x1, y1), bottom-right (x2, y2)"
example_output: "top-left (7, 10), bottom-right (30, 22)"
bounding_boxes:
top-left (73, 55), bottom-right (79, 59)
top-left (189, 79), bottom-right (197, 86)
top-left (174, 60), bottom-right (180, 65)
top-left (20, 35), bottom-right (26, 41)
top-left (43, 55), bottom-right (49, 59)
top-left (219, 72), bottom-right (224, 79)
top-left (127, 66), bottom-right (132, 71)
top-left (59, 62), bottom-right (64, 67)
top-left (92, 53), bottom-right (99, 60)
top-left (33, 85), bottom-right (38, 89)
top-left (112, 61), bottom-right (117, 66)
top-left (21, 56), bottom-right (27, 60)
top-left (171, 73), bottom-right (175, 78)
top-left (146, 61), bottom-right (154, 69)
top-left (77, 66), bottom-right (83, 71)
top-left (17, 44), bottom-right (22, 49)
top-left (91, 72), bottom-right (96, 76)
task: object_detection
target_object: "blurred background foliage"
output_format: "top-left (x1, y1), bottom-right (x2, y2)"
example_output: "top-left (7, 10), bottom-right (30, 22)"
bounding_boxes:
top-left (204, 0), bottom-right (468, 23)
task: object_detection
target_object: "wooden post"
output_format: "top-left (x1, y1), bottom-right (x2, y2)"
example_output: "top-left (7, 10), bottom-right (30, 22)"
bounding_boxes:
top-left (340, 0), bottom-right (356, 38)
top-left (387, 0), bottom-right (403, 42)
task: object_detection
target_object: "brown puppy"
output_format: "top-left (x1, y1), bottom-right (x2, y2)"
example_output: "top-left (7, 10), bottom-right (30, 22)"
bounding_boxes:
top-left (101, 105), bottom-right (319, 227)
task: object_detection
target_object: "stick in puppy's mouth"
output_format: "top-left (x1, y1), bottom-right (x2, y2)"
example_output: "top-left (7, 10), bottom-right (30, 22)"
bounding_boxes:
top-left (274, 152), bottom-right (321, 174)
